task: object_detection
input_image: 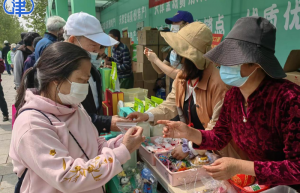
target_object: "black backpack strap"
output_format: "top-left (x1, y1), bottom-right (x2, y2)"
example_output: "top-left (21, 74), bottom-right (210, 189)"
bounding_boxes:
top-left (14, 168), bottom-right (27, 193)
top-left (14, 109), bottom-right (56, 193)
top-left (19, 108), bottom-right (54, 125)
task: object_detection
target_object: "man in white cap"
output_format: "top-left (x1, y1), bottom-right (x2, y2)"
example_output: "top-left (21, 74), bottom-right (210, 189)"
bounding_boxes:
top-left (64, 12), bottom-right (128, 134)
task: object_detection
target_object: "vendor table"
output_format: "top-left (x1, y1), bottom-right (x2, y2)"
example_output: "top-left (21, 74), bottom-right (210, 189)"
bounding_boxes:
top-left (140, 154), bottom-right (205, 193)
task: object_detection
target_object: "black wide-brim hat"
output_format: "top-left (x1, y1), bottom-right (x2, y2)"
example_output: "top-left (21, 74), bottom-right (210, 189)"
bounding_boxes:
top-left (204, 16), bottom-right (286, 79)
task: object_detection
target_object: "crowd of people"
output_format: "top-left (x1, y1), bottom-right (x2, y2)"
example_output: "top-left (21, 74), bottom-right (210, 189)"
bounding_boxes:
top-left (0, 8), bottom-right (298, 193)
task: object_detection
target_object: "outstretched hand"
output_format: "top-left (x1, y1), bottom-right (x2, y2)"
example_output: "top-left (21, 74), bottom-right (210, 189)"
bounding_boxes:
top-left (157, 120), bottom-right (190, 139)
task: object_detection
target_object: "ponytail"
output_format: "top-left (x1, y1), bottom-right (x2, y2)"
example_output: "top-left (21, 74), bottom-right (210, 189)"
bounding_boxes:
top-left (15, 67), bottom-right (37, 117)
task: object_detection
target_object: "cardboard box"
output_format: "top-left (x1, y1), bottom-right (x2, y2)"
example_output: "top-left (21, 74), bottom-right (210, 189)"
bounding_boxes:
top-left (121, 38), bottom-right (131, 51)
top-left (158, 73), bottom-right (165, 78)
top-left (158, 45), bottom-right (170, 61)
top-left (134, 72), bottom-right (144, 88)
top-left (105, 89), bottom-right (124, 115)
top-left (134, 81), bottom-right (144, 88)
top-left (102, 101), bottom-right (113, 116)
top-left (144, 80), bottom-right (156, 97)
top-left (166, 76), bottom-right (170, 96)
top-left (159, 33), bottom-right (168, 45)
top-left (283, 50), bottom-right (300, 86)
top-left (132, 61), bottom-right (138, 72)
top-left (134, 72), bottom-right (143, 81)
top-left (138, 27), bottom-right (159, 45)
top-left (136, 63), bottom-right (158, 80)
top-left (137, 45), bottom-right (158, 64)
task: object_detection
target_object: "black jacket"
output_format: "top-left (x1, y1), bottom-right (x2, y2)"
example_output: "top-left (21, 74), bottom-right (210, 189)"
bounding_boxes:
top-left (2, 44), bottom-right (10, 61)
top-left (82, 66), bottom-right (112, 134)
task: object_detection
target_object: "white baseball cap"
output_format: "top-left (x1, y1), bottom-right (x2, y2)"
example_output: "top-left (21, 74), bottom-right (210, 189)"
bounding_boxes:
top-left (65, 12), bottom-right (118, 46)
top-left (4, 40), bottom-right (8, 44)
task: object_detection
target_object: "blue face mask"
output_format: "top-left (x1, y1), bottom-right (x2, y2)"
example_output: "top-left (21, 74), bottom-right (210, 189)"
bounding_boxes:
top-left (169, 50), bottom-right (182, 69)
top-left (220, 65), bottom-right (249, 87)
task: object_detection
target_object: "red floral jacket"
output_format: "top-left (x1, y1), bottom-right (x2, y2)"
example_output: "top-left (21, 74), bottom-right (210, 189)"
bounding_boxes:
top-left (197, 77), bottom-right (300, 189)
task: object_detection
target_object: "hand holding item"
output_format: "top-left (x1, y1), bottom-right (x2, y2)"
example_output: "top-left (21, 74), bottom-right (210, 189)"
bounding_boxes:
top-left (202, 157), bottom-right (242, 180)
top-left (126, 112), bottom-right (149, 122)
top-left (144, 47), bottom-right (158, 63)
top-left (111, 115), bottom-right (132, 132)
top-left (157, 120), bottom-right (190, 139)
top-left (122, 126), bottom-right (145, 154)
top-left (171, 145), bottom-right (189, 160)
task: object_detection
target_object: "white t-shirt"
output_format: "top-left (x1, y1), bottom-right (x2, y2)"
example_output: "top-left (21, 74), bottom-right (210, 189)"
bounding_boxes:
top-left (88, 76), bottom-right (99, 109)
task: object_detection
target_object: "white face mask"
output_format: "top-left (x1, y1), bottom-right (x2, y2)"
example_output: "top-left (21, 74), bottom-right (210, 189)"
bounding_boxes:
top-left (58, 79), bottom-right (89, 106)
top-left (170, 25), bottom-right (180, 33)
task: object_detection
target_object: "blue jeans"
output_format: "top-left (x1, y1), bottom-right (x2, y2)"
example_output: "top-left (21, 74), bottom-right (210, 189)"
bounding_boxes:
top-left (5, 62), bottom-right (11, 75)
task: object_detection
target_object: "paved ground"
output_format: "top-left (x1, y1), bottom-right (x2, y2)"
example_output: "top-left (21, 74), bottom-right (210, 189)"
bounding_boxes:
top-left (0, 71), bottom-right (17, 193)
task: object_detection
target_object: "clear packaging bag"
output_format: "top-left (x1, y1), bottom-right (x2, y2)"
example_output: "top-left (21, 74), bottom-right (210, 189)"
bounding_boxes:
top-left (262, 185), bottom-right (298, 193)
top-left (116, 122), bottom-right (137, 134)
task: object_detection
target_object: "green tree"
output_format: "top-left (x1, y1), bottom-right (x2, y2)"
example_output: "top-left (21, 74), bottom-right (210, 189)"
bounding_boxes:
top-left (23, 0), bottom-right (48, 35)
top-left (0, 0), bottom-right (27, 44)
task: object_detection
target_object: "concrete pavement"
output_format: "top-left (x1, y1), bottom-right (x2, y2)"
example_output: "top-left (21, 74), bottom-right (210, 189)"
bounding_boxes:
top-left (0, 72), bottom-right (17, 193)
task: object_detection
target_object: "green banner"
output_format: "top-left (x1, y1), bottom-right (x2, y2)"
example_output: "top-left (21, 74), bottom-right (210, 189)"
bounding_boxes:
top-left (100, 0), bottom-right (300, 66)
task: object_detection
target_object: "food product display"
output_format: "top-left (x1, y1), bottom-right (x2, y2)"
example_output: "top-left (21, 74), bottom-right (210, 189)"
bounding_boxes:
top-left (190, 155), bottom-right (210, 166)
top-left (231, 174), bottom-right (256, 187)
top-left (141, 137), bottom-right (180, 153)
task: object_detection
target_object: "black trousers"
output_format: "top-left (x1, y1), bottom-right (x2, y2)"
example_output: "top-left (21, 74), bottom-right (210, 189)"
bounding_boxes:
top-left (0, 83), bottom-right (8, 117)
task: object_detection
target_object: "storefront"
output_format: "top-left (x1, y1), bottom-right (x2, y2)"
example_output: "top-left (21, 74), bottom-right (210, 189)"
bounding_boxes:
top-left (49, 0), bottom-right (300, 67)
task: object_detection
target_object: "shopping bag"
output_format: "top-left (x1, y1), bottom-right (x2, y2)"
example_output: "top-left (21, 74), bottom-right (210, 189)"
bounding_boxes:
top-left (12, 104), bottom-right (16, 129)
top-left (110, 62), bottom-right (120, 92)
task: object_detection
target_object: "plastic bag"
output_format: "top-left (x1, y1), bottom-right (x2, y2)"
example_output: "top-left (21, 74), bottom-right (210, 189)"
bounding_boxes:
top-left (116, 122), bottom-right (137, 134)
top-left (110, 62), bottom-right (120, 92)
top-left (134, 98), bottom-right (145, 113)
top-left (145, 97), bottom-right (155, 111)
top-left (200, 176), bottom-right (237, 193)
top-left (151, 96), bottom-right (163, 107)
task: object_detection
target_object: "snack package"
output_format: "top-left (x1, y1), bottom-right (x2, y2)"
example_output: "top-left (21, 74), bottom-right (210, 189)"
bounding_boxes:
top-left (134, 98), bottom-right (145, 113)
top-left (145, 97), bottom-right (155, 111)
top-left (110, 62), bottom-right (120, 92)
top-left (151, 96), bottom-right (163, 107)
top-left (117, 170), bottom-right (133, 193)
top-left (141, 168), bottom-right (157, 193)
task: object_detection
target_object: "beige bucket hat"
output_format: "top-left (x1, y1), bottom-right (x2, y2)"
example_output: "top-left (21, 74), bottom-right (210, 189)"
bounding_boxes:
top-left (160, 22), bottom-right (212, 70)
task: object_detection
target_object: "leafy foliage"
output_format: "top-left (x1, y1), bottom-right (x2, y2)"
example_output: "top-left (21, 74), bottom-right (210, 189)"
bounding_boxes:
top-left (23, 0), bottom-right (48, 36)
top-left (0, 0), bottom-right (27, 45)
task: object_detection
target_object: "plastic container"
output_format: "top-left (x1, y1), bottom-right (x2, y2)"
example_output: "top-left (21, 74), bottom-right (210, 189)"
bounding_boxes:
top-left (229, 180), bottom-right (270, 193)
top-left (262, 186), bottom-right (298, 193)
top-left (121, 88), bottom-right (148, 102)
top-left (154, 152), bottom-right (210, 187)
top-left (139, 136), bottom-right (164, 166)
top-left (139, 137), bottom-right (178, 166)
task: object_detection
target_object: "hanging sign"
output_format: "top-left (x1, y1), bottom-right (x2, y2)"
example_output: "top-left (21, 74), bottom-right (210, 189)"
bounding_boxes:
top-left (149, 0), bottom-right (172, 8)
top-left (212, 34), bottom-right (224, 49)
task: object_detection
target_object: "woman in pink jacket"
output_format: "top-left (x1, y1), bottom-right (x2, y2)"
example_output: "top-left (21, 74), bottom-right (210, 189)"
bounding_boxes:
top-left (10, 42), bottom-right (144, 193)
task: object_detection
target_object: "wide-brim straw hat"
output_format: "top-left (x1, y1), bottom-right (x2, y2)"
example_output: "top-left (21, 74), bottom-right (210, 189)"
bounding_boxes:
top-left (204, 16), bottom-right (286, 79)
top-left (160, 22), bottom-right (212, 70)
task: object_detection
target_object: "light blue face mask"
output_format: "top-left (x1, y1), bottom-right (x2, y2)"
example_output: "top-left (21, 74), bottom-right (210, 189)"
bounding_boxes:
top-left (220, 65), bottom-right (250, 87)
top-left (169, 50), bottom-right (182, 69)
